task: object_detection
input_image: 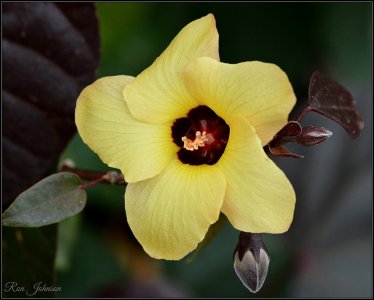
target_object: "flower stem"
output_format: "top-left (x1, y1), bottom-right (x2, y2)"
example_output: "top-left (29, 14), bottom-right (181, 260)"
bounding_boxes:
top-left (79, 176), bottom-right (108, 190)
top-left (296, 106), bottom-right (312, 122)
top-left (59, 164), bottom-right (126, 188)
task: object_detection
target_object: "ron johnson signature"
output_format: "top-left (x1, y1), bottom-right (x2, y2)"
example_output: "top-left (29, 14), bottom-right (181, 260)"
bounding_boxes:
top-left (4, 281), bottom-right (61, 296)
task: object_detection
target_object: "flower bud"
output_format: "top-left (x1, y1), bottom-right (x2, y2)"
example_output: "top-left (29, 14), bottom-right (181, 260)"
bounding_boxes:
top-left (233, 232), bottom-right (270, 293)
top-left (295, 126), bottom-right (333, 146)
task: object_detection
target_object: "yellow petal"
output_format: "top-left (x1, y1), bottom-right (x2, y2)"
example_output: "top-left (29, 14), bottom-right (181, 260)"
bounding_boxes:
top-left (125, 157), bottom-right (226, 260)
top-left (184, 57), bottom-right (296, 145)
top-left (124, 14), bottom-right (219, 124)
top-left (217, 116), bottom-right (296, 233)
top-left (75, 76), bottom-right (177, 183)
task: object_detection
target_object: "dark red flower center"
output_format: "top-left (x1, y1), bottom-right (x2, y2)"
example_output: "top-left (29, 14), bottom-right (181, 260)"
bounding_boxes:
top-left (171, 105), bottom-right (230, 165)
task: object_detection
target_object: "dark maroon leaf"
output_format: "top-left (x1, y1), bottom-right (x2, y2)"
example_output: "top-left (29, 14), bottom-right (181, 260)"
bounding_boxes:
top-left (308, 71), bottom-right (364, 139)
top-left (294, 126), bottom-right (333, 146)
top-left (2, 3), bottom-right (100, 208)
top-left (268, 145), bottom-right (303, 159)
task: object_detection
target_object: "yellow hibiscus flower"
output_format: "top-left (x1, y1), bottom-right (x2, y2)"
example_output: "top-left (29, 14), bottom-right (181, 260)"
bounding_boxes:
top-left (75, 14), bottom-right (296, 260)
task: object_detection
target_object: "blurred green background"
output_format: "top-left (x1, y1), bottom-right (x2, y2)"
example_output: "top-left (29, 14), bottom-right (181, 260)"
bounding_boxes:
top-left (57, 3), bottom-right (372, 297)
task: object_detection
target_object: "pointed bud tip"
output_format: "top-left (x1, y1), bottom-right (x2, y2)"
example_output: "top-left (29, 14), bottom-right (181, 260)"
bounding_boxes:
top-left (325, 129), bottom-right (333, 137)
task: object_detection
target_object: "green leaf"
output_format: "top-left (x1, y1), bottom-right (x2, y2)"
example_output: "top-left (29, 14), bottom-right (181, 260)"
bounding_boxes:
top-left (2, 225), bottom-right (58, 298)
top-left (186, 213), bottom-right (227, 264)
top-left (2, 172), bottom-right (86, 227)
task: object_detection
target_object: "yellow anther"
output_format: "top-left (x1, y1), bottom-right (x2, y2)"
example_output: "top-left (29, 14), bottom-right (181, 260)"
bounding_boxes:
top-left (182, 131), bottom-right (208, 151)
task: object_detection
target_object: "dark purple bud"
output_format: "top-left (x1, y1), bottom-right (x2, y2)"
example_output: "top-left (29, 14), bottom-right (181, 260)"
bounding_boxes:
top-left (269, 121), bottom-right (302, 148)
top-left (267, 121), bottom-right (332, 157)
top-left (308, 71), bottom-right (364, 139)
top-left (295, 126), bottom-right (333, 146)
top-left (233, 232), bottom-right (270, 293)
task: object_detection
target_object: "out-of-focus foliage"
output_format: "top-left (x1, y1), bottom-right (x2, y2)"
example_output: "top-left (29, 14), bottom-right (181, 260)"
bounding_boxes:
top-left (2, 3), bottom-right (99, 208)
top-left (2, 3), bottom-right (100, 298)
top-left (3, 225), bottom-right (57, 298)
top-left (56, 3), bottom-right (371, 298)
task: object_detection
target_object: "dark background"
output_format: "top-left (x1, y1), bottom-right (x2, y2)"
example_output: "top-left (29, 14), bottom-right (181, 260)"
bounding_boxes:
top-left (56, 3), bottom-right (372, 297)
